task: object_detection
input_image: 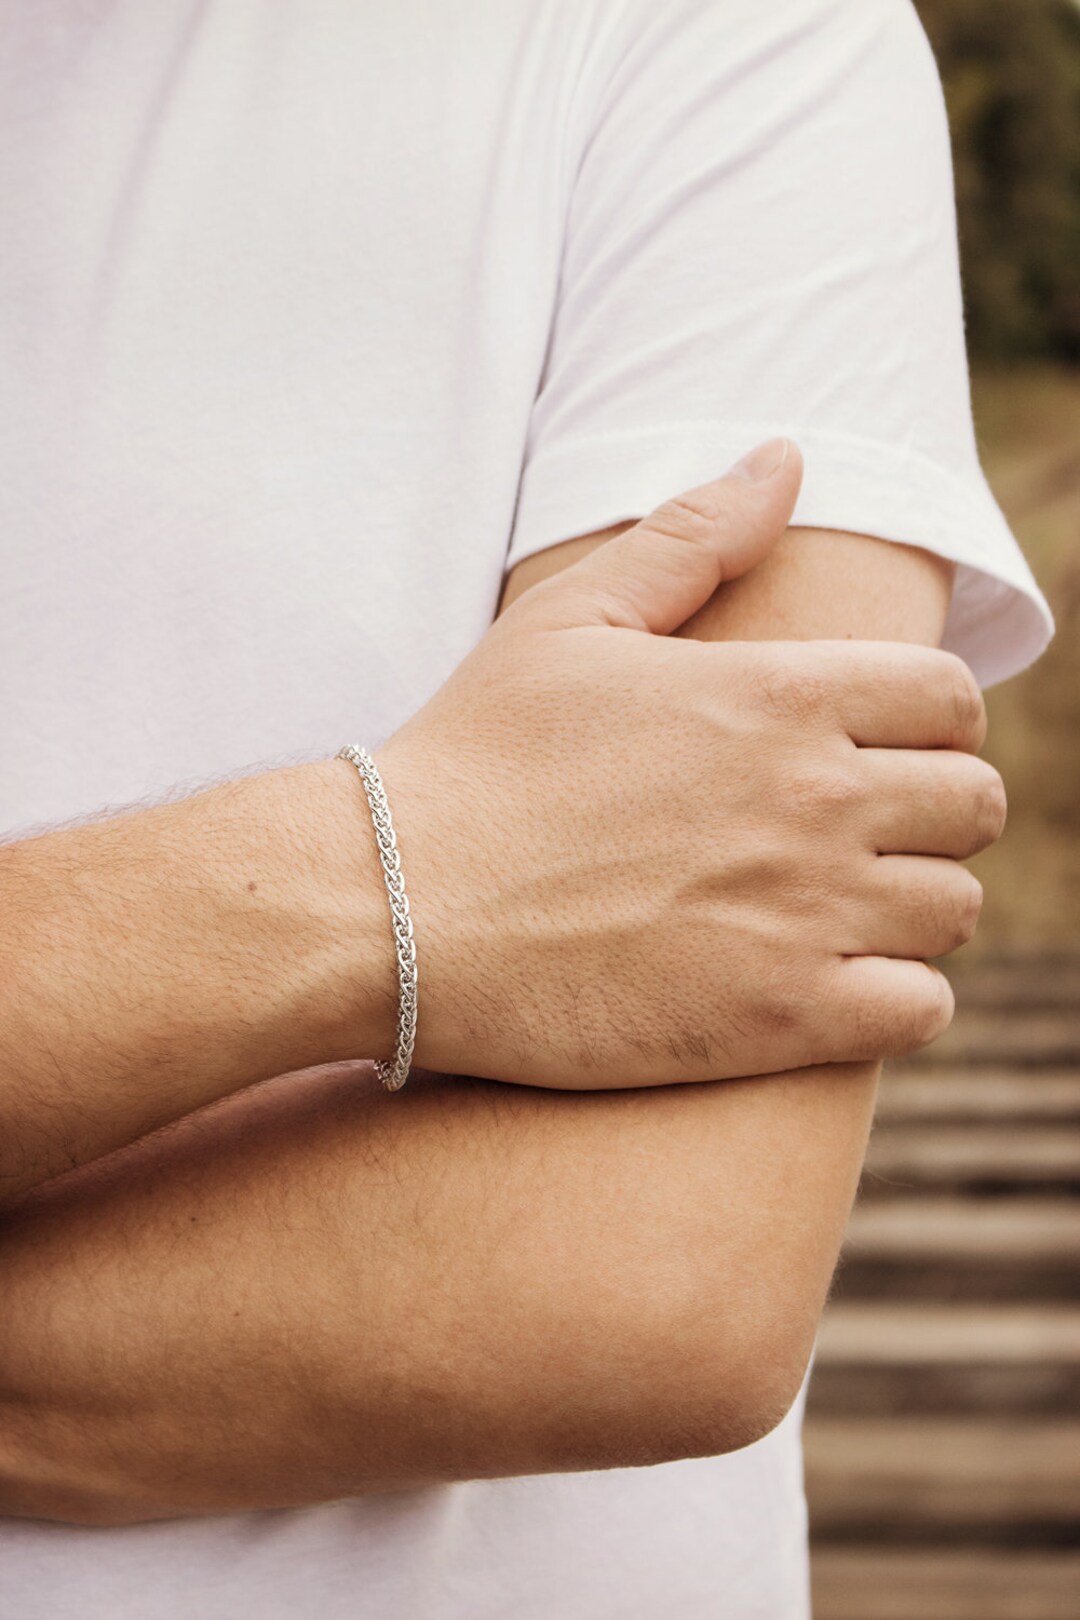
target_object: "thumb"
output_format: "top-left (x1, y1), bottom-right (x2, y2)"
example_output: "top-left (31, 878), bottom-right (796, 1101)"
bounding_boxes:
top-left (516, 438), bottom-right (803, 635)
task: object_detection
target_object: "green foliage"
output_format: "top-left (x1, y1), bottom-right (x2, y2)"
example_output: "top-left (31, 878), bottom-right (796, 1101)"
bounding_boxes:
top-left (915, 0), bottom-right (1080, 361)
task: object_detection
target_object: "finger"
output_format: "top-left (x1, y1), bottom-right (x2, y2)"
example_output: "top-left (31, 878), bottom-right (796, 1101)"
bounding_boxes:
top-left (513, 439), bottom-right (804, 636)
top-left (788, 642), bottom-right (987, 753)
top-left (859, 750), bottom-right (1007, 857)
top-left (845, 854), bottom-right (984, 961)
top-left (819, 956), bottom-right (955, 1061)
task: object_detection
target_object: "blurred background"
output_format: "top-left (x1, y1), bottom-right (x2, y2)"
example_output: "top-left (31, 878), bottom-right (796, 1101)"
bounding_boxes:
top-left (805, 2), bottom-right (1080, 1615)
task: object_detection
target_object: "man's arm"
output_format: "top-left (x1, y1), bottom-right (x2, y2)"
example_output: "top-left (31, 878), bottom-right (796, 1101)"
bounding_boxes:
top-left (0, 524), bottom-right (956, 1526)
top-left (0, 760), bottom-right (400, 1198)
top-left (500, 523), bottom-right (952, 645)
top-left (1, 452), bottom-right (985, 1201)
top-left (2, 459), bottom-right (787, 1197)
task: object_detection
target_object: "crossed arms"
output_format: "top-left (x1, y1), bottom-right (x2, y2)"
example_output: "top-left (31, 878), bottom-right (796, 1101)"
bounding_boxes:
top-left (0, 501), bottom-right (974, 1524)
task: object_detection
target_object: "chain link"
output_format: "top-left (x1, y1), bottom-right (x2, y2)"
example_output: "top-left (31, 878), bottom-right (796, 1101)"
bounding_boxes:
top-left (337, 745), bottom-right (418, 1091)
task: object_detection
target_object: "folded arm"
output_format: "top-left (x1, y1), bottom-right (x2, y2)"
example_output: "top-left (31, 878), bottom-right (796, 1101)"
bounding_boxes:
top-left (0, 455), bottom-right (972, 1204)
top-left (0, 524), bottom-right (954, 1526)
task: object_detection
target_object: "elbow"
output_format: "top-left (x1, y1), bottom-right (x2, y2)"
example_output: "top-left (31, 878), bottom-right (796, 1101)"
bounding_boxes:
top-left (676, 1319), bottom-right (814, 1461)
top-left (624, 1304), bottom-right (816, 1468)
top-left (539, 1276), bottom-right (819, 1477)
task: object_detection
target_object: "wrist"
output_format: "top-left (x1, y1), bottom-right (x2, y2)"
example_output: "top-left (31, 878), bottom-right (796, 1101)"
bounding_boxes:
top-left (290, 757), bottom-right (401, 1066)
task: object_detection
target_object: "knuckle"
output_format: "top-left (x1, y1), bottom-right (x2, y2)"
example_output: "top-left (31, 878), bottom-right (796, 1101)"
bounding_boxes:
top-left (823, 965), bottom-right (890, 1062)
top-left (790, 758), bottom-right (862, 823)
top-left (648, 491), bottom-right (732, 553)
top-left (754, 661), bottom-right (800, 724)
top-left (859, 989), bottom-right (911, 1060)
top-left (975, 767), bottom-right (1008, 844)
top-left (912, 968), bottom-right (955, 1050)
top-left (928, 867), bottom-right (983, 954)
top-left (943, 654), bottom-right (986, 749)
top-left (956, 871), bottom-right (984, 944)
top-left (817, 760), bottom-right (864, 817)
top-left (755, 651), bottom-right (830, 728)
top-left (853, 963), bottom-right (956, 1060)
top-left (750, 978), bottom-right (803, 1041)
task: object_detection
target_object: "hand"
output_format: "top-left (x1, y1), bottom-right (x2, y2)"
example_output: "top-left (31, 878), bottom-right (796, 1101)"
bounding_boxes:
top-left (370, 439), bottom-right (1005, 1088)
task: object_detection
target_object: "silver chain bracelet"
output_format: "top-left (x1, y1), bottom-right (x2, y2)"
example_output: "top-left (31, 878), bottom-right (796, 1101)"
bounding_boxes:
top-left (337, 744), bottom-right (418, 1091)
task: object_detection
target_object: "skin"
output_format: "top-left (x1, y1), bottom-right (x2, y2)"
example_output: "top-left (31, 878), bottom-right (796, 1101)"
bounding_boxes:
top-left (0, 759), bottom-right (398, 1200)
top-left (0, 446), bottom-right (1002, 1201)
top-left (0, 506), bottom-right (974, 1526)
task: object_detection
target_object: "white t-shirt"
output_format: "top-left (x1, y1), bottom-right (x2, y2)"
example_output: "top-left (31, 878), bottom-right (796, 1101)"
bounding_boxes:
top-left (0, 1), bottom-right (1052, 1615)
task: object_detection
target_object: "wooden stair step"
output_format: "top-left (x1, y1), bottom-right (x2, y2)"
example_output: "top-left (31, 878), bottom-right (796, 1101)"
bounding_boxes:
top-left (817, 1304), bottom-right (1080, 1365)
top-left (837, 1198), bottom-right (1080, 1300)
top-left (805, 1418), bottom-right (1080, 1534)
top-left (846, 1197), bottom-right (1080, 1260)
top-left (810, 1547), bottom-right (1080, 1620)
top-left (943, 959), bottom-right (1080, 1012)
top-left (876, 1069), bottom-right (1080, 1123)
top-left (864, 1124), bottom-right (1080, 1187)
top-left (809, 1305), bottom-right (1080, 1414)
top-left (808, 1359), bottom-right (1080, 1418)
top-left (919, 1011), bottom-right (1080, 1068)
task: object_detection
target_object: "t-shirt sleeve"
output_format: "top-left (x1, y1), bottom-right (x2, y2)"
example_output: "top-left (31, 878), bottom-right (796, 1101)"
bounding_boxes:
top-left (504, 0), bottom-right (1053, 687)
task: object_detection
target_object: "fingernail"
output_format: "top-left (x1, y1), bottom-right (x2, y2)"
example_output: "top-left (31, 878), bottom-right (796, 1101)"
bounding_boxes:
top-left (729, 438), bottom-right (790, 483)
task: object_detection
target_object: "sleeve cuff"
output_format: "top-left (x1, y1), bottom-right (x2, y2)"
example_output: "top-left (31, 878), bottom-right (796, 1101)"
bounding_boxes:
top-left (506, 422), bottom-right (1054, 688)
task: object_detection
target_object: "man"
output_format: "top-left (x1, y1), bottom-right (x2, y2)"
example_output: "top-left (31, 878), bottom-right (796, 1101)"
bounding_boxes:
top-left (0, 2), bottom-right (1052, 1618)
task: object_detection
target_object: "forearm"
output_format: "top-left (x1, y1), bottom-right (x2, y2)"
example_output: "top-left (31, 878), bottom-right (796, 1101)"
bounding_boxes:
top-left (0, 524), bottom-right (957, 1526)
top-left (0, 759), bottom-right (396, 1199)
top-left (0, 467), bottom-right (962, 1210)
top-left (0, 1055), bottom-right (874, 1525)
